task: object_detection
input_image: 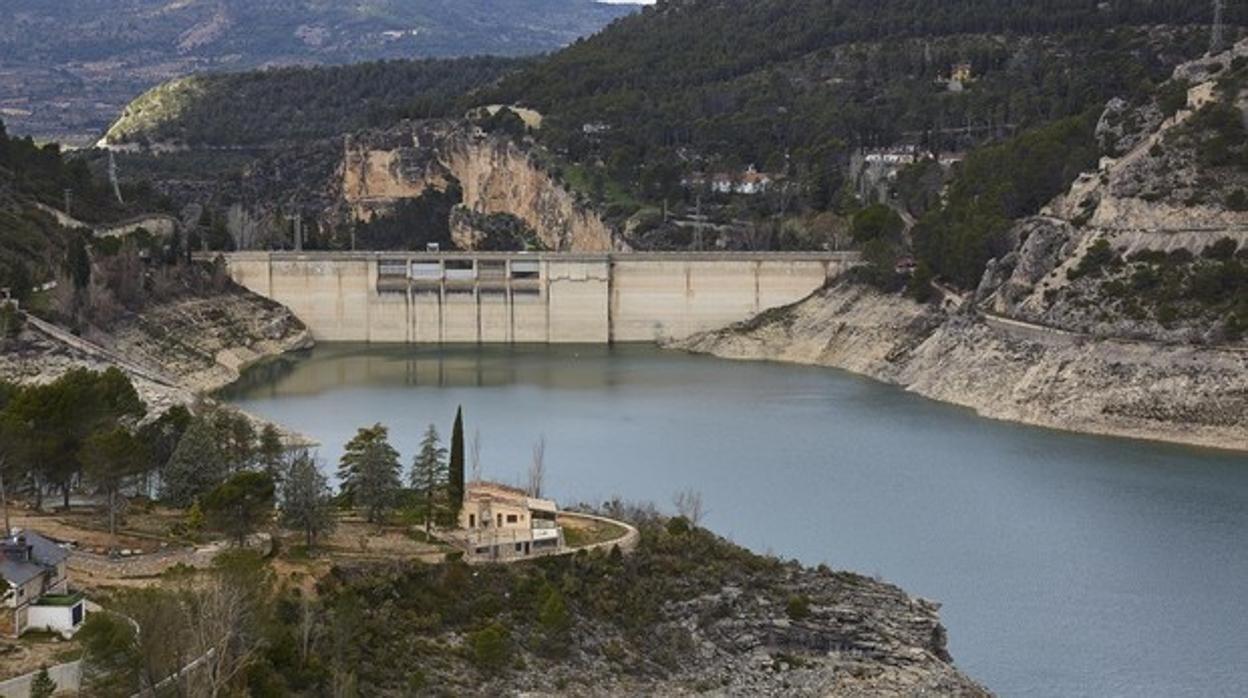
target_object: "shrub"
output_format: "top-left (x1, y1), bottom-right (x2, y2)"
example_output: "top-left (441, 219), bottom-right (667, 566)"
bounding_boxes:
top-left (786, 595), bottom-right (811, 621)
top-left (666, 516), bottom-right (691, 536)
top-left (469, 623), bottom-right (511, 672)
top-left (1203, 237), bottom-right (1239, 261)
top-left (1157, 79), bottom-right (1190, 117)
top-left (1068, 239), bottom-right (1119, 280)
top-left (1225, 313), bottom-right (1245, 342)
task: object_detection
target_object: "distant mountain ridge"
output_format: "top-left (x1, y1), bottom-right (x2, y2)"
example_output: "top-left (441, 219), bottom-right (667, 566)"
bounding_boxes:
top-left (0, 0), bottom-right (636, 144)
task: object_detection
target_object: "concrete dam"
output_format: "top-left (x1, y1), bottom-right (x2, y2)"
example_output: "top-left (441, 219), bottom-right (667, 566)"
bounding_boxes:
top-left (219, 251), bottom-right (857, 343)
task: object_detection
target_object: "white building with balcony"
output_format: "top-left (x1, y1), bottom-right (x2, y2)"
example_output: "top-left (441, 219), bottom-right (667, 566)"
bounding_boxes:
top-left (456, 482), bottom-right (565, 561)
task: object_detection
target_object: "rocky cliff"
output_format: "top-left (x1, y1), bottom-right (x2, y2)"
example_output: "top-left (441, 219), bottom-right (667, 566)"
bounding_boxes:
top-left (341, 121), bottom-right (618, 252)
top-left (983, 41), bottom-right (1248, 345)
top-left (0, 287), bottom-right (311, 414)
top-left (325, 517), bottom-right (988, 696)
top-left (676, 43), bottom-right (1248, 452)
top-left (678, 281), bottom-right (1247, 451)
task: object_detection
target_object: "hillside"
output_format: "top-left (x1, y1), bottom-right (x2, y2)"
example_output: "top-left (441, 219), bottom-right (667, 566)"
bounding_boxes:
top-left (0, 0), bottom-right (636, 145)
top-left (486, 0), bottom-right (1229, 207)
top-left (0, 116), bottom-right (310, 417)
top-left (677, 40), bottom-right (1248, 450)
top-left (91, 0), bottom-right (1244, 256)
top-left (102, 57), bottom-right (524, 147)
top-left (0, 118), bottom-right (176, 298)
top-left (233, 516), bottom-right (989, 695)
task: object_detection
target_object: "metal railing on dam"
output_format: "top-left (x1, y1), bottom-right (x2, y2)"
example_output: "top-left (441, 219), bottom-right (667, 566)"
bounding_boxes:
top-left (206, 251), bottom-right (860, 344)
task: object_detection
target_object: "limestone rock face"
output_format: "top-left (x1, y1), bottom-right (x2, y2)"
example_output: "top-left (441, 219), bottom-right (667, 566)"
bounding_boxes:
top-left (0, 288), bottom-right (311, 414)
top-left (340, 121), bottom-right (618, 252)
top-left (676, 281), bottom-right (1248, 451)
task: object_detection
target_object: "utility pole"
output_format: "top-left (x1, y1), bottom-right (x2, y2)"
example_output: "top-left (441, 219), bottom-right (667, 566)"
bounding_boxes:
top-left (288, 213), bottom-right (303, 251)
top-left (1211, 0), bottom-right (1226, 54)
top-left (108, 150), bottom-right (124, 205)
top-left (63, 188), bottom-right (72, 217)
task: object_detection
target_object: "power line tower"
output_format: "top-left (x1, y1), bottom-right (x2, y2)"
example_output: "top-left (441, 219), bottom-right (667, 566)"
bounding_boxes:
top-left (108, 150), bottom-right (124, 205)
top-left (1211, 0), bottom-right (1226, 54)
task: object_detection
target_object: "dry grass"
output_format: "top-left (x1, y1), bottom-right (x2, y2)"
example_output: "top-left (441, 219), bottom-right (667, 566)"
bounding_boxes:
top-left (559, 514), bottom-right (628, 549)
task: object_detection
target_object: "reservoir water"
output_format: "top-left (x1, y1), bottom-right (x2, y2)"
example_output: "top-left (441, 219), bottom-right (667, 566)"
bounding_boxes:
top-left (220, 343), bottom-right (1248, 697)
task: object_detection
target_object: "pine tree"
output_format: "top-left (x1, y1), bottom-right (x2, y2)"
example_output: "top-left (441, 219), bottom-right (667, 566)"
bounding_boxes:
top-left (409, 424), bottom-right (447, 534)
top-left (29, 666), bottom-right (56, 698)
top-left (80, 426), bottom-right (148, 548)
top-left (162, 413), bottom-right (228, 507)
top-left (281, 450), bottom-right (336, 548)
top-left (256, 423), bottom-right (286, 488)
top-left (338, 424), bottom-right (402, 523)
top-left (448, 406), bottom-right (465, 521)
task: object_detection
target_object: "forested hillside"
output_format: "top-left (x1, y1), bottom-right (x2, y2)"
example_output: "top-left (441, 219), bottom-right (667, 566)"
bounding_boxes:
top-left (0, 119), bottom-right (171, 298)
top-left (105, 57), bottom-right (524, 146)
top-left (488, 0), bottom-right (1226, 203)
top-left (0, 0), bottom-right (635, 144)
top-left (90, 0), bottom-right (1244, 264)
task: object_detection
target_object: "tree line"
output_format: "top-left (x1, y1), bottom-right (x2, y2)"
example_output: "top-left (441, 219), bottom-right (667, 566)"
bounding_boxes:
top-left (0, 369), bottom-right (497, 555)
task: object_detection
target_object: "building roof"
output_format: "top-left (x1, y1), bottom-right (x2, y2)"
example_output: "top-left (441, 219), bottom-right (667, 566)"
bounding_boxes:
top-left (15, 530), bottom-right (69, 566)
top-left (0, 559), bottom-right (45, 587)
top-left (1, 529), bottom-right (70, 587)
top-left (466, 482), bottom-right (558, 513)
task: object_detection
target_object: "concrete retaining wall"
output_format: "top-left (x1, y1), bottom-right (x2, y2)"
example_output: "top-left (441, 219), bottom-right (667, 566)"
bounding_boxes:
top-left (0, 661), bottom-right (80, 698)
top-left (217, 252), bottom-right (857, 344)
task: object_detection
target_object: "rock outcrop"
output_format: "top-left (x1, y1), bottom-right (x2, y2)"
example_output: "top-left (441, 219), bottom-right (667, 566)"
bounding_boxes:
top-left (0, 288), bottom-right (311, 414)
top-left (676, 43), bottom-right (1248, 453)
top-left (677, 281), bottom-right (1247, 451)
top-left (340, 121), bottom-right (618, 252)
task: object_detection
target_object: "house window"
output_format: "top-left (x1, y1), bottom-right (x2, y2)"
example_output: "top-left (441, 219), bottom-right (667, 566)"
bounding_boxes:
top-left (469, 514), bottom-right (476, 528)
top-left (496, 513), bottom-right (503, 527)
top-left (506, 514), bottom-right (518, 524)
top-left (514, 543), bottom-right (523, 552)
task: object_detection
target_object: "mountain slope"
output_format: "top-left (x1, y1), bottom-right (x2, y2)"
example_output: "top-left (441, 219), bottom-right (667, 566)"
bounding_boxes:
top-left (677, 40), bottom-right (1248, 450)
top-left (0, 0), bottom-right (637, 144)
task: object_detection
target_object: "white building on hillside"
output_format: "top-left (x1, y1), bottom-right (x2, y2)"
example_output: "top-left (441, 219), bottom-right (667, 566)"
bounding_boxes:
top-left (457, 482), bottom-right (564, 561)
top-left (1, 530), bottom-right (85, 638)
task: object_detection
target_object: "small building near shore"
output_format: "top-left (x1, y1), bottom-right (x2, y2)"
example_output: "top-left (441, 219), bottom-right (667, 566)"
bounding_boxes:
top-left (456, 482), bottom-right (565, 561)
top-left (1, 529), bottom-right (85, 638)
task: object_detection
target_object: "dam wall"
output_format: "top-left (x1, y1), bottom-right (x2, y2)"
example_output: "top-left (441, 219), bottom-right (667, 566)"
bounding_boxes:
top-left (219, 251), bottom-right (856, 343)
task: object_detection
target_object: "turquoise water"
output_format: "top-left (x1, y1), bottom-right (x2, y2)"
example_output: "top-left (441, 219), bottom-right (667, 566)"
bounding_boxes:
top-left (220, 343), bottom-right (1248, 697)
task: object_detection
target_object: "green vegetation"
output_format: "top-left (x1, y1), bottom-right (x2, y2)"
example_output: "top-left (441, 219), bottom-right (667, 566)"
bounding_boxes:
top-left (81, 426), bottom-right (150, 544)
top-left (352, 185), bottom-right (461, 251)
top-left (786, 595), bottom-right (812, 621)
top-left (1069, 239), bottom-right (1248, 340)
top-left (106, 58), bottom-right (522, 147)
top-left (280, 451), bottom-right (337, 549)
top-left (915, 111), bottom-right (1100, 288)
top-left (202, 471), bottom-right (276, 546)
top-left (29, 666), bottom-right (56, 698)
top-left (484, 1), bottom-right (1215, 214)
top-left (449, 406), bottom-right (465, 523)
top-left (0, 367), bottom-right (144, 510)
top-left (0, 118), bottom-right (173, 297)
top-left (1173, 101), bottom-right (1248, 170)
top-left (338, 424), bottom-right (403, 523)
top-left (410, 424), bottom-right (449, 533)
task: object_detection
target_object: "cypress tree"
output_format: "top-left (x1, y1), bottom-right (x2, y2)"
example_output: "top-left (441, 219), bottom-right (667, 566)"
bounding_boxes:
top-left (449, 406), bottom-right (465, 519)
